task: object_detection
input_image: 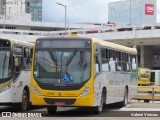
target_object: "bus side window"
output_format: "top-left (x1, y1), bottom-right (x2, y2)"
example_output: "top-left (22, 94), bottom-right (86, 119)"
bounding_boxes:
top-left (13, 45), bottom-right (23, 81)
top-left (116, 51), bottom-right (121, 71)
top-left (13, 56), bottom-right (22, 73)
top-left (121, 53), bottom-right (127, 72)
top-left (101, 48), bottom-right (109, 72)
top-left (24, 48), bottom-right (32, 70)
top-left (132, 55), bottom-right (137, 71)
top-left (109, 58), bottom-right (116, 72)
top-left (127, 54), bottom-right (132, 72)
top-left (95, 48), bottom-right (100, 73)
top-left (109, 50), bottom-right (116, 72)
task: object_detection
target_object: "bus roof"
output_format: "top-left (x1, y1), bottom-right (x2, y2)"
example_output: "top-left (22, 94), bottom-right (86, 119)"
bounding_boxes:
top-left (36, 36), bottom-right (137, 54)
top-left (92, 38), bottom-right (137, 54)
top-left (0, 37), bottom-right (34, 47)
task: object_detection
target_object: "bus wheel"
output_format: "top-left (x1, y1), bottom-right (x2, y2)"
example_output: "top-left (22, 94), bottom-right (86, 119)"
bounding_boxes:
top-left (47, 106), bottom-right (57, 114)
top-left (119, 88), bottom-right (128, 107)
top-left (144, 100), bottom-right (149, 103)
top-left (94, 93), bottom-right (104, 114)
top-left (21, 89), bottom-right (29, 111)
top-left (123, 88), bottom-right (128, 107)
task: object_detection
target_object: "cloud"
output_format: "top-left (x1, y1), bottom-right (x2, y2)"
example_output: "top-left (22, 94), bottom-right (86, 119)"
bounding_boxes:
top-left (42, 0), bottom-right (121, 23)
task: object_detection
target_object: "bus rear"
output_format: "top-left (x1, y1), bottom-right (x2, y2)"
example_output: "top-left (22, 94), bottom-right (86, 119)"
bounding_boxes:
top-left (31, 37), bottom-right (94, 112)
top-left (138, 67), bottom-right (151, 85)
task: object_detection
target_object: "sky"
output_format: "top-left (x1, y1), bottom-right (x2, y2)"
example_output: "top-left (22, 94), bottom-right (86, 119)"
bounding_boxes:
top-left (43, 0), bottom-right (160, 24)
top-left (157, 0), bottom-right (160, 22)
top-left (42, 0), bottom-right (121, 24)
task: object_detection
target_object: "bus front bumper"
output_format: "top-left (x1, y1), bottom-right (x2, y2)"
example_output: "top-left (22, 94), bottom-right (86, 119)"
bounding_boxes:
top-left (31, 94), bottom-right (94, 107)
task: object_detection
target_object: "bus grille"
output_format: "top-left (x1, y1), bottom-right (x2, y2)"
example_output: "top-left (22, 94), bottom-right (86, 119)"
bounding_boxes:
top-left (44, 98), bottom-right (76, 105)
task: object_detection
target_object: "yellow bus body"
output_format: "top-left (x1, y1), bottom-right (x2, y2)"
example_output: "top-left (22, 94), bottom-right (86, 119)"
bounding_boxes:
top-left (138, 67), bottom-right (151, 85)
top-left (31, 37), bottom-right (137, 108)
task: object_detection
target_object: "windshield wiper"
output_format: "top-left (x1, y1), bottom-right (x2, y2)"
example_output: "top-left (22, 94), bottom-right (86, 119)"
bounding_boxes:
top-left (49, 51), bottom-right (57, 65)
top-left (49, 51), bottom-right (61, 78)
top-left (66, 49), bottom-right (77, 67)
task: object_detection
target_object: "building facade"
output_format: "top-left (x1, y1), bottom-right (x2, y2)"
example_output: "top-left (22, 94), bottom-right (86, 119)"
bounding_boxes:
top-left (0, 0), bottom-right (31, 22)
top-left (0, 0), bottom-right (42, 22)
top-left (0, 0), bottom-right (6, 19)
top-left (108, 0), bottom-right (157, 25)
top-left (25, 0), bottom-right (42, 22)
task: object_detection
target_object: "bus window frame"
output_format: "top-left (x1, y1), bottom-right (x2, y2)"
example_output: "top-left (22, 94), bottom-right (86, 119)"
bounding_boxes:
top-left (94, 45), bottom-right (101, 73)
top-left (24, 47), bottom-right (33, 71)
top-left (98, 45), bottom-right (137, 73)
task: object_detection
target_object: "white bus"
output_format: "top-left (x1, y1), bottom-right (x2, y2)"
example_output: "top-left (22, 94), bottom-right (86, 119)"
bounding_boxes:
top-left (0, 38), bottom-right (33, 111)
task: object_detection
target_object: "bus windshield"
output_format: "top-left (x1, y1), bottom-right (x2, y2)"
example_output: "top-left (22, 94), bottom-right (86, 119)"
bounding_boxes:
top-left (0, 50), bottom-right (12, 79)
top-left (34, 49), bottom-right (91, 84)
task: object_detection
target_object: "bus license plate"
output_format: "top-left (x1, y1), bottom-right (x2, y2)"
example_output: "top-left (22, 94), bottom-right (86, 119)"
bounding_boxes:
top-left (54, 102), bottom-right (65, 106)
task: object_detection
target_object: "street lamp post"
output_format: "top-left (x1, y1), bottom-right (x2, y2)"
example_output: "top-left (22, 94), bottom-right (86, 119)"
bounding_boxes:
top-left (3, 6), bottom-right (6, 29)
top-left (56, 2), bottom-right (67, 36)
top-left (1, 0), bottom-right (6, 29)
top-left (130, 0), bottom-right (131, 25)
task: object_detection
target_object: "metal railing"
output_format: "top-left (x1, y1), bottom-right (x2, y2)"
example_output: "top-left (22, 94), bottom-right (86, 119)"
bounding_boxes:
top-left (0, 24), bottom-right (160, 37)
top-left (133, 83), bottom-right (160, 102)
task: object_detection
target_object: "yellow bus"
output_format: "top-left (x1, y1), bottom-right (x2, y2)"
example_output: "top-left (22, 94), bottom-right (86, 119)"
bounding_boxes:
top-left (31, 37), bottom-right (138, 114)
top-left (138, 67), bottom-right (151, 85)
top-left (0, 37), bottom-right (33, 111)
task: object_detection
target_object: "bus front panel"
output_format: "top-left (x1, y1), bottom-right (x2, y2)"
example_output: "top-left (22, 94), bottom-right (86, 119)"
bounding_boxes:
top-left (31, 38), bottom-right (95, 107)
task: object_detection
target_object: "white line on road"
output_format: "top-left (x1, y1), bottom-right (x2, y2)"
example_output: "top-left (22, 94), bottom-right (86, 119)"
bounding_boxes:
top-left (120, 107), bottom-right (160, 111)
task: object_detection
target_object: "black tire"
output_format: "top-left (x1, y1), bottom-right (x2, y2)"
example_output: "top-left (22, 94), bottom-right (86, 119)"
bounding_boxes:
top-left (21, 89), bottom-right (29, 112)
top-left (94, 92), bottom-right (105, 114)
top-left (123, 88), bottom-right (128, 107)
top-left (144, 100), bottom-right (150, 103)
top-left (47, 106), bottom-right (57, 114)
top-left (113, 88), bottom-right (128, 108)
top-left (119, 88), bottom-right (128, 107)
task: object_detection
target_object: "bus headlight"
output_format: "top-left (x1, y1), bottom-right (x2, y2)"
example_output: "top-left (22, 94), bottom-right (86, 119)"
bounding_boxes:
top-left (0, 85), bottom-right (11, 94)
top-left (80, 86), bottom-right (91, 97)
top-left (32, 85), bottom-right (41, 96)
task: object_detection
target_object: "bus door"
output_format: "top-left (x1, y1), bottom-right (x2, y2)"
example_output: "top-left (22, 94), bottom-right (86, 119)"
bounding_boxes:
top-left (94, 46), bottom-right (103, 104)
top-left (12, 45), bottom-right (23, 102)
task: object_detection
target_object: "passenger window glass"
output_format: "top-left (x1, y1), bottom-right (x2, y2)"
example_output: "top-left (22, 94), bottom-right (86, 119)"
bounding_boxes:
top-left (109, 58), bottom-right (116, 72)
top-left (132, 55), bottom-right (137, 71)
top-left (13, 56), bottom-right (22, 73)
top-left (116, 51), bottom-right (121, 71)
top-left (95, 47), bottom-right (100, 73)
top-left (24, 48), bottom-right (32, 70)
top-left (101, 48), bottom-right (109, 72)
top-left (95, 55), bottom-right (100, 72)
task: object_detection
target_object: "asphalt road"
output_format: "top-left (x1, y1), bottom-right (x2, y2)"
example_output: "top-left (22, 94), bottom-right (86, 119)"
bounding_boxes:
top-left (0, 101), bottom-right (160, 119)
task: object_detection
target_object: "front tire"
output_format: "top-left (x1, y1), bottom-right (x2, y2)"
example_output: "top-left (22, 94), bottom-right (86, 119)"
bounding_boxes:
top-left (118, 88), bottom-right (128, 108)
top-left (94, 92), bottom-right (105, 114)
top-left (21, 89), bottom-right (29, 111)
top-left (47, 106), bottom-right (57, 114)
top-left (123, 88), bottom-right (128, 107)
top-left (144, 100), bottom-right (149, 103)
